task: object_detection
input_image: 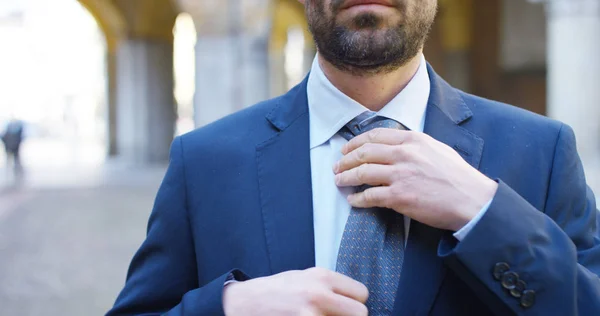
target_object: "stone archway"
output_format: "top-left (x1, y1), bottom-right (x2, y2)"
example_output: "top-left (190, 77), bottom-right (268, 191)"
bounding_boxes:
top-left (0, 0), bottom-right (110, 170)
top-left (78, 0), bottom-right (179, 164)
top-left (77, 0), bottom-right (125, 157)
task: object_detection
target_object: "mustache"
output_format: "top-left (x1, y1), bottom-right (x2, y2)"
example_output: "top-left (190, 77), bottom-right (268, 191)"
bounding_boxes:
top-left (331, 0), bottom-right (401, 13)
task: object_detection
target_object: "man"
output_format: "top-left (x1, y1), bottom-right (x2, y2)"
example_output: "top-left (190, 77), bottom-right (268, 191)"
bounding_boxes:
top-left (1, 117), bottom-right (24, 176)
top-left (108, 0), bottom-right (600, 315)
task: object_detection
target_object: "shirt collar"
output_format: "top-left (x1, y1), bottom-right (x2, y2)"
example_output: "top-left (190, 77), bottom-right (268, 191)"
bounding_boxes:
top-left (306, 53), bottom-right (430, 149)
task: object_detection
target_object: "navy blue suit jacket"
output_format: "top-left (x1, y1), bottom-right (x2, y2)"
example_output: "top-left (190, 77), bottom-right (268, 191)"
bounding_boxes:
top-left (108, 66), bottom-right (600, 315)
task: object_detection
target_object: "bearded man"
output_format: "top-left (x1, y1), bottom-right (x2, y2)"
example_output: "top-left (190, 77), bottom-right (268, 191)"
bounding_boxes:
top-left (107, 0), bottom-right (600, 315)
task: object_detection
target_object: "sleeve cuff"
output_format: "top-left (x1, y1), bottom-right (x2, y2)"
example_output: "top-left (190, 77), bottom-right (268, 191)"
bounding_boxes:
top-left (453, 197), bottom-right (494, 241)
top-left (223, 270), bottom-right (249, 287)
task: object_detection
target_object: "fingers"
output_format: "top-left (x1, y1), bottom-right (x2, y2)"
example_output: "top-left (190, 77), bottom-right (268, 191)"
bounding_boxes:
top-left (335, 163), bottom-right (391, 187)
top-left (334, 143), bottom-right (397, 174)
top-left (347, 186), bottom-right (391, 209)
top-left (304, 268), bottom-right (369, 315)
top-left (319, 293), bottom-right (369, 316)
top-left (342, 128), bottom-right (415, 155)
top-left (327, 271), bottom-right (369, 304)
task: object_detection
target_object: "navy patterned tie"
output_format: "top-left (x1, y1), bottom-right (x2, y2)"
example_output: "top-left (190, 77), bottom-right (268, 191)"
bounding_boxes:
top-left (336, 111), bottom-right (407, 316)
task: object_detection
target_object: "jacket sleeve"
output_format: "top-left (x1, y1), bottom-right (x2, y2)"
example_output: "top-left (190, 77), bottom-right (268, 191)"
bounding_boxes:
top-left (106, 137), bottom-right (245, 316)
top-left (439, 123), bottom-right (600, 316)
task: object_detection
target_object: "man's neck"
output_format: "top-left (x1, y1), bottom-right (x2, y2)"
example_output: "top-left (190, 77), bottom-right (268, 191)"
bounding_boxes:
top-left (317, 52), bottom-right (423, 112)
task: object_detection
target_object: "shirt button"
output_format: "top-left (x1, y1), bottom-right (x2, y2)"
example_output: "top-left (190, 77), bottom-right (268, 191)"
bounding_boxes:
top-left (510, 280), bottom-right (527, 298)
top-left (520, 290), bottom-right (536, 308)
top-left (493, 262), bottom-right (511, 281)
top-left (501, 271), bottom-right (519, 290)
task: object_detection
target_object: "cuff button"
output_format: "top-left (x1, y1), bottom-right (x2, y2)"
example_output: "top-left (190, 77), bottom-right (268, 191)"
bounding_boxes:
top-left (510, 280), bottom-right (527, 298)
top-left (493, 262), bottom-right (510, 281)
top-left (501, 271), bottom-right (519, 290)
top-left (520, 290), bottom-right (536, 308)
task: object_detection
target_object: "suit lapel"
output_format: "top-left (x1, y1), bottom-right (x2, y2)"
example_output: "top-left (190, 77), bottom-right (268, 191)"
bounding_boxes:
top-left (393, 65), bottom-right (484, 315)
top-left (254, 65), bottom-right (486, 311)
top-left (256, 78), bottom-right (316, 274)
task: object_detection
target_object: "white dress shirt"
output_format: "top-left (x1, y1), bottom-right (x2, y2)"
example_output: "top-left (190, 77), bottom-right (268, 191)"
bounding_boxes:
top-left (307, 54), bottom-right (491, 271)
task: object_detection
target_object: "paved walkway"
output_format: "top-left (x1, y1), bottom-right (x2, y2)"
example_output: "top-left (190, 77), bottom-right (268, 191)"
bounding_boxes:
top-left (0, 164), bottom-right (167, 316)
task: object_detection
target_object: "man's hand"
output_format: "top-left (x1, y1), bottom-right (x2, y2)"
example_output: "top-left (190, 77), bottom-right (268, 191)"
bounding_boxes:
top-left (334, 129), bottom-right (498, 232)
top-left (223, 267), bottom-right (368, 316)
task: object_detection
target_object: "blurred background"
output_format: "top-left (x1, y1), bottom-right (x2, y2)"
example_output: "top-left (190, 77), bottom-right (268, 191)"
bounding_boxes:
top-left (0, 0), bottom-right (598, 315)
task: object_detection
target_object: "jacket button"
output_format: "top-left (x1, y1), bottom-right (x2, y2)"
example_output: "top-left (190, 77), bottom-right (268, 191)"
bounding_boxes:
top-left (501, 271), bottom-right (519, 290)
top-left (520, 290), bottom-right (536, 308)
top-left (493, 262), bottom-right (510, 281)
top-left (510, 280), bottom-right (527, 298)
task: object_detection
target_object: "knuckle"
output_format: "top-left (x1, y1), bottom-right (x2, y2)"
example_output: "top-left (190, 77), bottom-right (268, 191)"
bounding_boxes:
top-left (381, 190), bottom-right (395, 208)
top-left (403, 164), bottom-right (418, 177)
top-left (389, 185), bottom-right (403, 202)
top-left (401, 191), bottom-right (419, 206)
top-left (306, 289), bottom-right (330, 309)
top-left (356, 146), bottom-right (368, 163)
top-left (355, 165), bottom-right (366, 182)
top-left (364, 189), bottom-right (382, 205)
top-left (308, 267), bottom-right (327, 278)
top-left (368, 128), bottom-right (381, 142)
top-left (391, 145), bottom-right (404, 158)
top-left (362, 190), bottom-right (372, 203)
top-left (405, 131), bottom-right (418, 142)
top-left (391, 165), bottom-right (404, 179)
top-left (310, 267), bottom-right (331, 283)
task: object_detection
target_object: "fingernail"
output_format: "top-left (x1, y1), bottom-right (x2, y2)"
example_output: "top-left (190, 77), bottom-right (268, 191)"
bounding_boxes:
top-left (347, 194), bottom-right (355, 204)
top-left (335, 174), bottom-right (341, 185)
top-left (333, 162), bottom-right (339, 173)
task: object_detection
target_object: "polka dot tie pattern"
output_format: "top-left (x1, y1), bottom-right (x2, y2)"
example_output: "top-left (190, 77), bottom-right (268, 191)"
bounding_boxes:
top-left (336, 111), bottom-right (408, 316)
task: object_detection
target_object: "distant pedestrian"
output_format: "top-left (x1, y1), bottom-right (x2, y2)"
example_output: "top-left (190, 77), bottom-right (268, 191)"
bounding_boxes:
top-left (1, 118), bottom-right (24, 177)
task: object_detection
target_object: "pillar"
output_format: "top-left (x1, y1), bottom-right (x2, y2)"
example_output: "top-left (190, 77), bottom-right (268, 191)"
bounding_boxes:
top-left (115, 39), bottom-right (176, 163)
top-left (179, 0), bottom-right (271, 127)
top-left (106, 49), bottom-right (118, 157)
top-left (269, 0), bottom-right (315, 98)
top-left (192, 34), bottom-right (269, 127)
top-left (546, 0), bottom-right (600, 193)
top-left (269, 47), bottom-right (287, 99)
top-left (109, 0), bottom-right (177, 164)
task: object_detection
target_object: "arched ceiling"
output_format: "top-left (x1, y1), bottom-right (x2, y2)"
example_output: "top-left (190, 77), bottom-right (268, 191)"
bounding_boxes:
top-left (112, 0), bottom-right (178, 40)
top-left (77, 0), bottom-right (126, 51)
top-left (77, 0), bottom-right (179, 52)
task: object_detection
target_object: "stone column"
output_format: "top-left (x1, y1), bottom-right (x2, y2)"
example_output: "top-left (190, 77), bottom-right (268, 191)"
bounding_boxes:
top-left (269, 48), bottom-right (287, 98)
top-left (240, 34), bottom-right (270, 108)
top-left (106, 50), bottom-right (118, 157)
top-left (545, 0), bottom-right (600, 193)
top-left (178, 0), bottom-right (271, 127)
top-left (115, 39), bottom-right (176, 163)
top-left (108, 0), bottom-right (178, 164)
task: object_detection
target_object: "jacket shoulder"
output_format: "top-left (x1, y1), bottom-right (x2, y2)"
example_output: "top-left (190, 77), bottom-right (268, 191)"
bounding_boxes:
top-left (178, 95), bottom-right (283, 151)
top-left (459, 91), bottom-right (564, 136)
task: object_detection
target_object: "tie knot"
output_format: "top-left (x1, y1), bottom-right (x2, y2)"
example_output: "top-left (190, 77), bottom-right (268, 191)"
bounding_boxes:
top-left (339, 111), bottom-right (407, 141)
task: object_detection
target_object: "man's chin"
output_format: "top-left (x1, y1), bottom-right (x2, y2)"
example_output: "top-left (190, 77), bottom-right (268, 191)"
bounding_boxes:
top-left (335, 20), bottom-right (398, 35)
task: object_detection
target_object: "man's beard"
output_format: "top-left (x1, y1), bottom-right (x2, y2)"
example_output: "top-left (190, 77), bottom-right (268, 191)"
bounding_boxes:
top-left (306, 0), bottom-right (436, 76)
